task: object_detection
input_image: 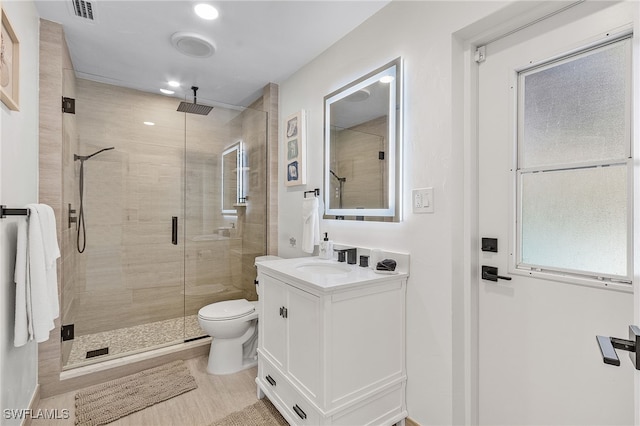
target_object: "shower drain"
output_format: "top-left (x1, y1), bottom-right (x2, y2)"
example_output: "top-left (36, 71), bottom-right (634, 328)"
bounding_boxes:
top-left (86, 347), bottom-right (109, 359)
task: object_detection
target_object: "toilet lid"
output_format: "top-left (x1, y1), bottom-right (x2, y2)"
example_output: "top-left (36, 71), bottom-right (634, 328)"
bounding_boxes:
top-left (198, 299), bottom-right (255, 321)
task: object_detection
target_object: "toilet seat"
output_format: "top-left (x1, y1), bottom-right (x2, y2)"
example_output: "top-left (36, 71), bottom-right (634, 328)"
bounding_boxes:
top-left (199, 299), bottom-right (255, 321)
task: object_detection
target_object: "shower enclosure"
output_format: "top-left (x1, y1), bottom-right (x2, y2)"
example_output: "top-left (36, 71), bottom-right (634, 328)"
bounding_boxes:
top-left (61, 71), bottom-right (268, 369)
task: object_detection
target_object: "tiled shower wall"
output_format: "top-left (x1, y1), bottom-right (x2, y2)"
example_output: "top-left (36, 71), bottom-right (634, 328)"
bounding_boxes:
top-left (38, 19), bottom-right (278, 397)
top-left (71, 79), bottom-right (268, 336)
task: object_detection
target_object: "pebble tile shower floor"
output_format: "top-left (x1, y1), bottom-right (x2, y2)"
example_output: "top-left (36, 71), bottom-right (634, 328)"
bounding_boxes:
top-left (65, 314), bottom-right (206, 368)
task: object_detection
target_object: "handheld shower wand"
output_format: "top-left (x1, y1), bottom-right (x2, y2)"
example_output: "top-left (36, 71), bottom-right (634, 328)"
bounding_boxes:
top-left (74, 146), bottom-right (115, 162)
top-left (73, 147), bottom-right (115, 253)
top-left (330, 169), bottom-right (346, 209)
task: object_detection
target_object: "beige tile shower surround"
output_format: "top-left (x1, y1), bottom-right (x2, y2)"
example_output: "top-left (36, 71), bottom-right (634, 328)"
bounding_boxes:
top-left (37, 19), bottom-right (278, 398)
top-left (70, 78), bottom-right (265, 339)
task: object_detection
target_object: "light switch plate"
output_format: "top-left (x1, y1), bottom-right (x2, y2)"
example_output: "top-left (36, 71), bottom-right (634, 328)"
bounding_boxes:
top-left (413, 187), bottom-right (434, 213)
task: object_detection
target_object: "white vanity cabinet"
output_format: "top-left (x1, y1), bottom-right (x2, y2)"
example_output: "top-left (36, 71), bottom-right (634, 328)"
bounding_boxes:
top-left (260, 274), bottom-right (322, 400)
top-left (256, 257), bottom-right (408, 426)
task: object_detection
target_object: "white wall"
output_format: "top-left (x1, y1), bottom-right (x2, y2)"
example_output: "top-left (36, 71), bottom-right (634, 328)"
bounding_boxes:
top-left (0, 1), bottom-right (40, 424)
top-left (278, 2), bottom-right (508, 424)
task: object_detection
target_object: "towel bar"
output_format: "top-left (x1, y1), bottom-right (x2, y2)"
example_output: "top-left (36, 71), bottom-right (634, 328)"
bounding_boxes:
top-left (304, 188), bottom-right (320, 198)
top-left (0, 205), bottom-right (30, 218)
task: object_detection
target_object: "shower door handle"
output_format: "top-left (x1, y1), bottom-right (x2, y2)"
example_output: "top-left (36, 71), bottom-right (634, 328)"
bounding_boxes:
top-left (171, 216), bottom-right (178, 245)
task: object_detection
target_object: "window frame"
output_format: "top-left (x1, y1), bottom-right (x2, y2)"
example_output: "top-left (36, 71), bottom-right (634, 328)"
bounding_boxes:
top-left (509, 35), bottom-right (633, 288)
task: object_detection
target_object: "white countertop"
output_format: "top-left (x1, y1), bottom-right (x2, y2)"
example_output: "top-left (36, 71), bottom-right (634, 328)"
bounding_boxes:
top-left (256, 256), bottom-right (409, 294)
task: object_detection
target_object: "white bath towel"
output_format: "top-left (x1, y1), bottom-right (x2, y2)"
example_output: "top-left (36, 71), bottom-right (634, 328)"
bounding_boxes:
top-left (301, 197), bottom-right (320, 254)
top-left (14, 204), bottom-right (60, 347)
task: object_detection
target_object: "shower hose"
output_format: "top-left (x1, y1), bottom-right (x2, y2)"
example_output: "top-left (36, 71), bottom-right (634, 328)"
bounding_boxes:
top-left (77, 160), bottom-right (87, 253)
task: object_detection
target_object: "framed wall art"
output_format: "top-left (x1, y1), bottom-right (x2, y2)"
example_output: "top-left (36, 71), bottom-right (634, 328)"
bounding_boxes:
top-left (1, 7), bottom-right (19, 111)
top-left (285, 109), bottom-right (306, 187)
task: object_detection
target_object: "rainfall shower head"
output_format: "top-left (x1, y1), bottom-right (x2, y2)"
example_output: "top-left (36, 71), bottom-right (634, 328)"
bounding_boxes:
top-left (74, 147), bottom-right (115, 162)
top-left (177, 86), bottom-right (213, 115)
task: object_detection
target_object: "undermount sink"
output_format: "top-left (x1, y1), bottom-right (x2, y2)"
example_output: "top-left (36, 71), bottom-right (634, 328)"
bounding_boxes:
top-left (295, 262), bottom-right (351, 274)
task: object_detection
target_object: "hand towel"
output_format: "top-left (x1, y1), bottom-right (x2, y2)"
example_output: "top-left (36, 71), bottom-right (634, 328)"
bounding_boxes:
top-left (35, 204), bottom-right (60, 320)
top-left (14, 204), bottom-right (60, 346)
top-left (301, 197), bottom-right (320, 254)
top-left (14, 218), bottom-right (30, 346)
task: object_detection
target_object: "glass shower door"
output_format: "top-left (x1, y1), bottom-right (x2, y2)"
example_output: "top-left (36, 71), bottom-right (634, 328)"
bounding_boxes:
top-left (62, 76), bottom-right (186, 369)
top-left (183, 103), bottom-right (267, 336)
top-left (61, 74), bottom-right (269, 369)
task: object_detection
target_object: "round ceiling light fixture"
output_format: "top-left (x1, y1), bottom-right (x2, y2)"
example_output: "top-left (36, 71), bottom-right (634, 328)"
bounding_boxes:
top-left (194, 3), bottom-right (219, 20)
top-left (171, 32), bottom-right (215, 58)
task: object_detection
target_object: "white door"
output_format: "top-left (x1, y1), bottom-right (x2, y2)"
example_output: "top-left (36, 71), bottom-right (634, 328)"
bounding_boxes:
top-left (477, 2), bottom-right (638, 424)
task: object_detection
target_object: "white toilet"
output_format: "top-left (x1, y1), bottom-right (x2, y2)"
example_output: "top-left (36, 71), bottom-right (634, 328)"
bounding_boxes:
top-left (198, 298), bottom-right (259, 375)
top-left (198, 256), bottom-right (281, 375)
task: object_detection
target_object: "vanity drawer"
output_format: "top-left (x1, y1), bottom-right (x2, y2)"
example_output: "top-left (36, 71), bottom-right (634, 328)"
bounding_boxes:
top-left (260, 358), bottom-right (320, 425)
top-left (259, 358), bottom-right (284, 394)
top-left (277, 382), bottom-right (320, 425)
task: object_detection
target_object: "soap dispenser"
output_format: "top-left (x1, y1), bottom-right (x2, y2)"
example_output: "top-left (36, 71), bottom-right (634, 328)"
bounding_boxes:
top-left (319, 232), bottom-right (334, 259)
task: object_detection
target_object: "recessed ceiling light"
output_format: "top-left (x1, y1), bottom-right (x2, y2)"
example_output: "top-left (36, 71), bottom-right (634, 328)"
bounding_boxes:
top-left (160, 88), bottom-right (175, 95)
top-left (143, 121), bottom-right (155, 126)
top-left (194, 4), bottom-right (219, 20)
top-left (379, 76), bottom-right (395, 84)
top-left (168, 80), bottom-right (180, 88)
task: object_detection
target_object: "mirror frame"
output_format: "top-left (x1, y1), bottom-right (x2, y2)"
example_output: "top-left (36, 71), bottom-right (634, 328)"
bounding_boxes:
top-left (323, 57), bottom-right (402, 221)
top-left (221, 141), bottom-right (245, 214)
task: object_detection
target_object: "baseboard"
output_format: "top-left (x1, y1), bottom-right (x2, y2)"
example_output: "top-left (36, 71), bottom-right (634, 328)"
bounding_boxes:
top-left (22, 384), bottom-right (40, 426)
top-left (406, 417), bottom-right (420, 426)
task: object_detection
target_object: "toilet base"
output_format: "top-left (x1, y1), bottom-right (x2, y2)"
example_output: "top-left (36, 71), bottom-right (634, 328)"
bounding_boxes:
top-left (207, 357), bottom-right (257, 376)
top-left (206, 323), bottom-right (257, 375)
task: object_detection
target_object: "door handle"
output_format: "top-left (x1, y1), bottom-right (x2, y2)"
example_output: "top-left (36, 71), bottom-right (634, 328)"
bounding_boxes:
top-left (481, 265), bottom-right (512, 282)
top-left (171, 216), bottom-right (178, 245)
top-left (596, 325), bottom-right (640, 370)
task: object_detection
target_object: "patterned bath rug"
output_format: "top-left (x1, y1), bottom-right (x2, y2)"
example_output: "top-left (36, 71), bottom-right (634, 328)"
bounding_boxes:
top-left (75, 360), bottom-right (197, 426)
top-left (208, 398), bottom-right (289, 426)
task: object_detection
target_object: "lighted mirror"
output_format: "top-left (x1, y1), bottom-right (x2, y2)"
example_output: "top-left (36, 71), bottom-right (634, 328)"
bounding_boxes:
top-left (221, 141), bottom-right (245, 214)
top-left (324, 57), bottom-right (402, 221)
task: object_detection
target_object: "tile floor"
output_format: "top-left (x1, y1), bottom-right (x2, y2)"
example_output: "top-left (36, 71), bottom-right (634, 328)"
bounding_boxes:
top-left (32, 356), bottom-right (260, 426)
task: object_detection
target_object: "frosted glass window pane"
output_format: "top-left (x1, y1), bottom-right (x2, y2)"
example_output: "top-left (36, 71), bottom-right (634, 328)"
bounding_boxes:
top-left (520, 165), bottom-right (627, 277)
top-left (521, 41), bottom-right (629, 168)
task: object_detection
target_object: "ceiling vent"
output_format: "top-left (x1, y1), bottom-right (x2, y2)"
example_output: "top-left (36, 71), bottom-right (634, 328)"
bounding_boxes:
top-left (70, 0), bottom-right (96, 20)
top-left (170, 32), bottom-right (215, 58)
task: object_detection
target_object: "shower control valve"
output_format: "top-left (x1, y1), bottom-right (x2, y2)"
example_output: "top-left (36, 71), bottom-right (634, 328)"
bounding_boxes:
top-left (68, 203), bottom-right (77, 229)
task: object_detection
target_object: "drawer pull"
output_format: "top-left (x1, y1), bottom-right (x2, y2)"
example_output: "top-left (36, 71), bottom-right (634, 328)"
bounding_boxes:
top-left (265, 374), bottom-right (276, 386)
top-left (293, 404), bottom-right (307, 420)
